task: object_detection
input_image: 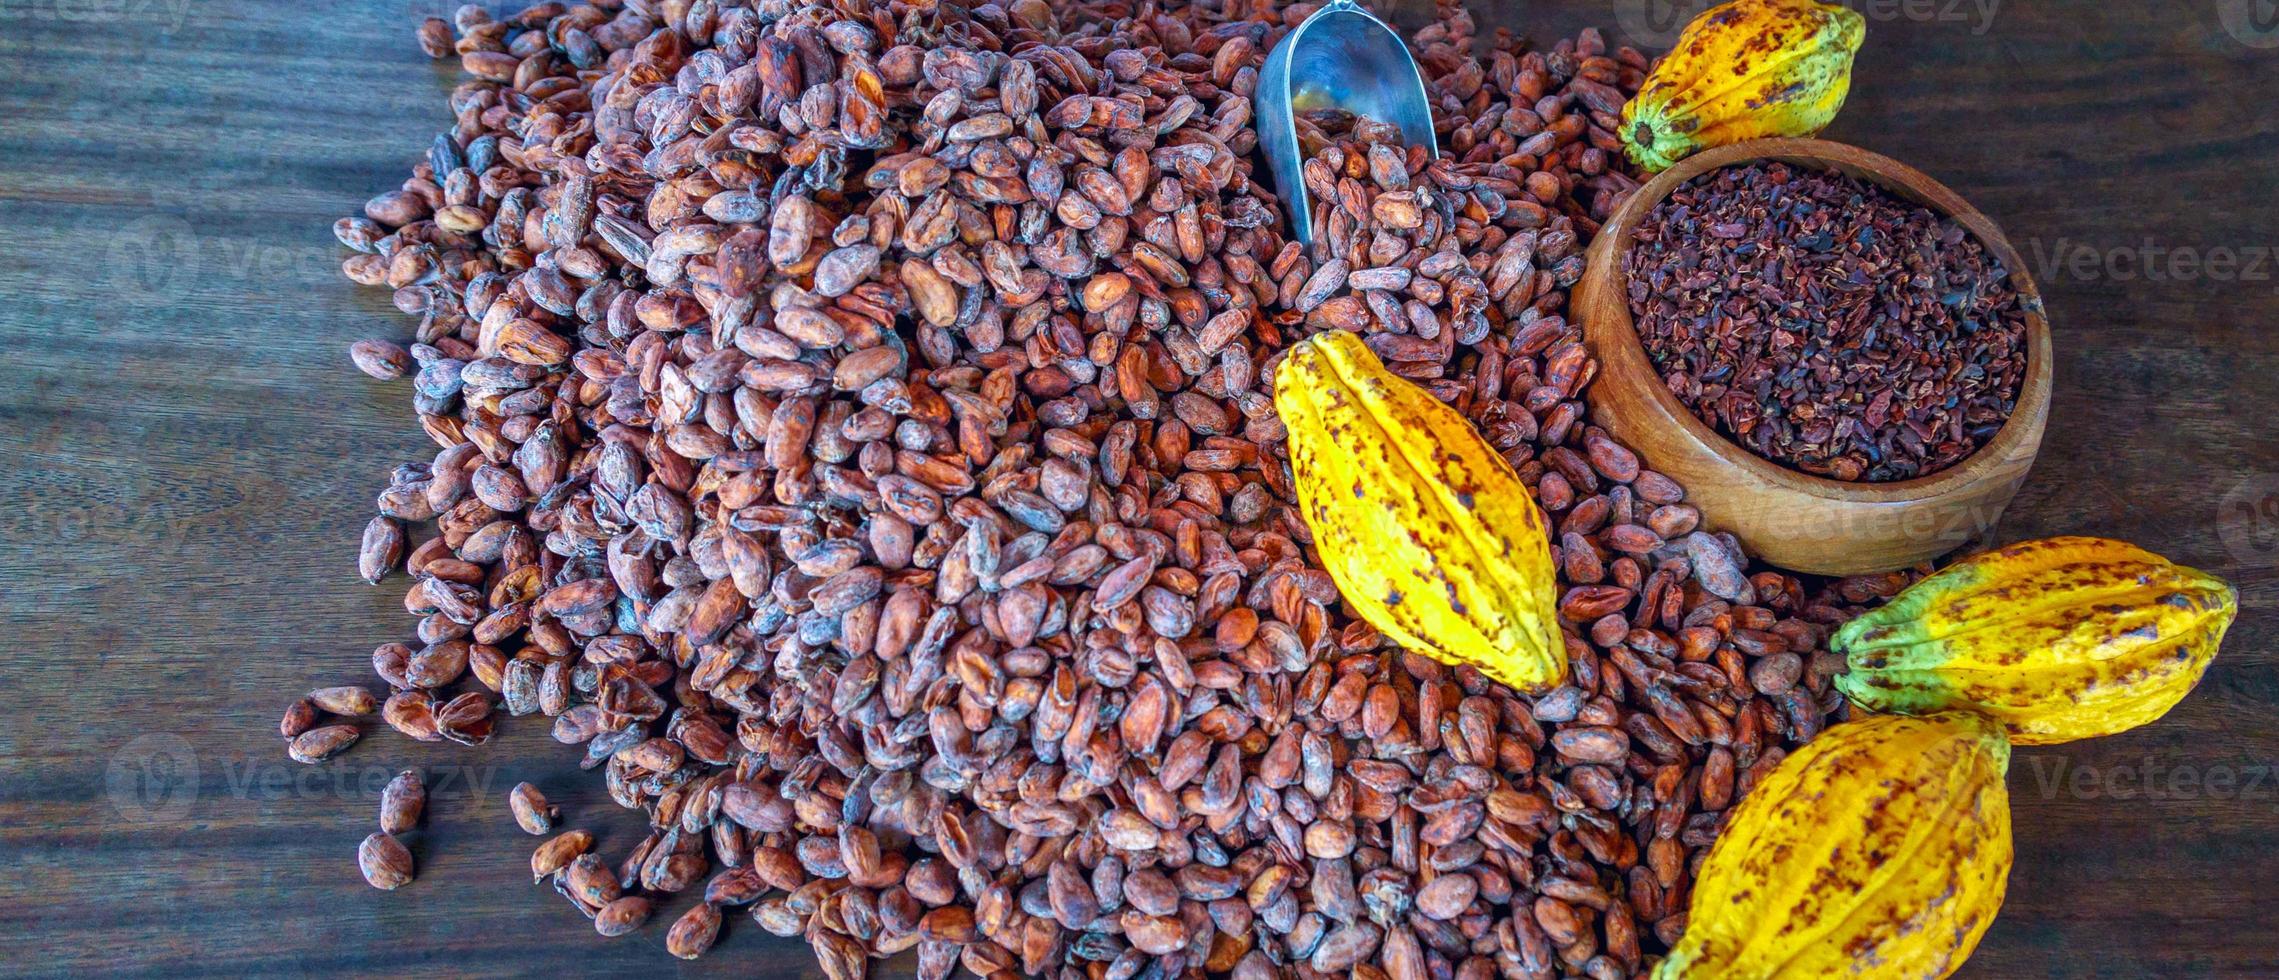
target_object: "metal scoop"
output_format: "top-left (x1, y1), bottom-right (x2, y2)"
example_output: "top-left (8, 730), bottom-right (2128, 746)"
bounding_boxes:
top-left (1256, 0), bottom-right (1439, 246)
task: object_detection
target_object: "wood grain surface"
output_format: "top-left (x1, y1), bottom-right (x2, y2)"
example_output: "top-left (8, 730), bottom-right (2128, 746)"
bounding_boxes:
top-left (0, 2), bottom-right (2274, 977)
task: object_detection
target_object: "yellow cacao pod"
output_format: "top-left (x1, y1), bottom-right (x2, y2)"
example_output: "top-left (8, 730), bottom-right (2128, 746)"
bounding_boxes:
top-left (1834, 536), bottom-right (2237, 745)
top-left (1274, 330), bottom-right (1565, 691)
top-left (1658, 711), bottom-right (2012, 980)
top-left (1621, 0), bottom-right (1866, 172)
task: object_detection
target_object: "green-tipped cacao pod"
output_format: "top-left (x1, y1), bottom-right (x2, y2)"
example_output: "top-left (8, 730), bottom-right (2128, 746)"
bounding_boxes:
top-left (1621, 0), bottom-right (1866, 172)
top-left (1835, 536), bottom-right (2236, 744)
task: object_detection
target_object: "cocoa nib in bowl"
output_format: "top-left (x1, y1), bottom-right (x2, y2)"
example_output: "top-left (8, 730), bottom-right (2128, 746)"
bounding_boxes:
top-left (1624, 160), bottom-right (2032, 483)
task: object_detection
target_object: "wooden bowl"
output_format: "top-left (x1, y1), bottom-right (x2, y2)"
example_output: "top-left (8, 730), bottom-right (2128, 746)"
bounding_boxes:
top-left (1575, 139), bottom-right (2053, 576)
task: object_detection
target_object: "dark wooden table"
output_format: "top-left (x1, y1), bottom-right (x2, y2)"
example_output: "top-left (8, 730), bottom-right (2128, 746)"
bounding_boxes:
top-left (2, 2), bottom-right (2274, 976)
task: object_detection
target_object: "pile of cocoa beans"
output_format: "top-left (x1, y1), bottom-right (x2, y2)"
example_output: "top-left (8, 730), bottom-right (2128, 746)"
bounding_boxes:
top-left (316, 2), bottom-right (1907, 977)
